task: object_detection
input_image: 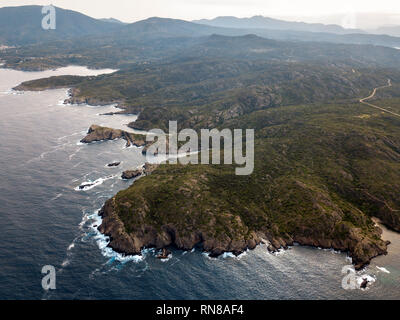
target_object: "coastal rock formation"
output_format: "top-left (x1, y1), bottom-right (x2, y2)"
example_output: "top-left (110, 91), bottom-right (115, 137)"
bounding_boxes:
top-left (157, 248), bottom-right (171, 259)
top-left (121, 169), bottom-right (143, 180)
top-left (79, 183), bottom-right (95, 190)
top-left (121, 163), bottom-right (159, 180)
top-left (141, 139), bottom-right (170, 156)
top-left (80, 125), bottom-right (147, 148)
top-left (97, 160), bottom-right (395, 270)
top-left (360, 278), bottom-right (369, 289)
top-left (98, 196), bottom-right (389, 269)
top-left (13, 76), bottom-right (86, 92)
top-left (290, 234), bottom-right (389, 270)
top-left (142, 163), bottom-right (159, 175)
top-left (107, 162), bottom-right (121, 167)
top-left (80, 125), bottom-right (171, 156)
top-left (98, 197), bottom-right (262, 258)
top-left (64, 88), bottom-right (124, 107)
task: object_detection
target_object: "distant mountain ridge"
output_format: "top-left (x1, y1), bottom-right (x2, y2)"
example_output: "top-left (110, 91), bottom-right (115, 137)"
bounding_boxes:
top-left (118, 17), bottom-right (229, 39)
top-left (100, 18), bottom-right (127, 25)
top-left (0, 5), bottom-right (120, 45)
top-left (116, 17), bottom-right (400, 49)
top-left (372, 26), bottom-right (400, 37)
top-left (2, 5), bottom-right (400, 50)
top-left (193, 15), bottom-right (365, 34)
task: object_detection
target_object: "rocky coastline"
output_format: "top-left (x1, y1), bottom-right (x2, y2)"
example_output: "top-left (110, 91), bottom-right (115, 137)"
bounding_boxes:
top-left (82, 114), bottom-right (396, 272)
top-left (98, 196), bottom-right (389, 270)
top-left (64, 88), bottom-right (126, 108)
top-left (8, 54), bottom-right (400, 276)
top-left (80, 124), bottom-right (148, 148)
top-left (121, 163), bottom-right (158, 180)
top-left (14, 71), bottom-right (395, 271)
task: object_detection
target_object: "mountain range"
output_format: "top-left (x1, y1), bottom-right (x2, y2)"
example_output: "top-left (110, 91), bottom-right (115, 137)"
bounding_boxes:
top-left (193, 15), bottom-right (365, 34)
top-left (2, 5), bottom-right (400, 48)
top-left (0, 5), bottom-right (122, 45)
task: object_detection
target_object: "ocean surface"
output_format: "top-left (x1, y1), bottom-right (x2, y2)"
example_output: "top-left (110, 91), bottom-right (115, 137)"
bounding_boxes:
top-left (0, 66), bottom-right (399, 300)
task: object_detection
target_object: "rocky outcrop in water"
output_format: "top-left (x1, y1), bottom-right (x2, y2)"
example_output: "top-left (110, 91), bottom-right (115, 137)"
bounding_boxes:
top-left (157, 248), bottom-right (171, 259)
top-left (107, 162), bottom-right (121, 167)
top-left (79, 183), bottom-right (95, 190)
top-left (360, 278), bottom-right (369, 289)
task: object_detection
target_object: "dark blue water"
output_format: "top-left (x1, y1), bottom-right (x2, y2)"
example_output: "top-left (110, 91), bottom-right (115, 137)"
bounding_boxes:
top-left (0, 67), bottom-right (399, 300)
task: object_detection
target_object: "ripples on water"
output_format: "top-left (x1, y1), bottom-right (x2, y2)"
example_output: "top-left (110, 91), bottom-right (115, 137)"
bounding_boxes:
top-left (0, 66), bottom-right (399, 300)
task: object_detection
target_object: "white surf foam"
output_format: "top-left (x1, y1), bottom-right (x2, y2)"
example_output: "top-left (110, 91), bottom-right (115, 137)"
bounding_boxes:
top-left (160, 254), bottom-right (173, 262)
top-left (84, 210), bottom-right (145, 263)
top-left (61, 259), bottom-right (70, 267)
top-left (272, 248), bottom-right (287, 256)
top-left (49, 193), bottom-right (63, 201)
top-left (202, 252), bottom-right (216, 260)
top-left (74, 174), bottom-right (117, 191)
top-left (356, 274), bottom-right (376, 290)
top-left (376, 266), bottom-right (390, 273)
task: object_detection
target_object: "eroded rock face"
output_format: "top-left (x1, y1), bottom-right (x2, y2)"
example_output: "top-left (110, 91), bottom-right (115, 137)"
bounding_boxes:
top-left (97, 172), bottom-right (391, 271)
top-left (292, 235), bottom-right (389, 270)
top-left (80, 125), bottom-right (172, 156)
top-left (64, 88), bottom-right (123, 106)
top-left (156, 248), bottom-right (171, 259)
top-left (121, 169), bottom-right (143, 180)
top-left (98, 199), bottom-right (263, 258)
top-left (80, 124), bottom-right (147, 148)
top-left (98, 198), bottom-right (140, 255)
top-left (99, 198), bottom-right (389, 269)
top-left (121, 163), bottom-right (159, 180)
top-left (98, 199), bottom-right (277, 264)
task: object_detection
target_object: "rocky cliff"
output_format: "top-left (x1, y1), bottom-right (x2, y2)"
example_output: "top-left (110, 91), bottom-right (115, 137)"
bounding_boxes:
top-left (80, 124), bottom-right (147, 148)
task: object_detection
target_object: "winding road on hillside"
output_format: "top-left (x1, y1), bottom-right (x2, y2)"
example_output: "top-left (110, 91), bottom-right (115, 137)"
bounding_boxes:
top-left (359, 79), bottom-right (400, 118)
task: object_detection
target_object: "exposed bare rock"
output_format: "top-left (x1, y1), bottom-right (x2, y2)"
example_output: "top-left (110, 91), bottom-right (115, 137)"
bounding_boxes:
top-left (121, 163), bottom-right (159, 180)
top-left (121, 169), bottom-right (143, 180)
top-left (80, 124), bottom-right (147, 148)
top-left (360, 278), bottom-right (369, 289)
top-left (107, 162), bottom-right (121, 167)
top-left (143, 163), bottom-right (159, 175)
top-left (98, 198), bottom-right (264, 258)
top-left (97, 167), bottom-right (392, 270)
top-left (156, 248), bottom-right (171, 259)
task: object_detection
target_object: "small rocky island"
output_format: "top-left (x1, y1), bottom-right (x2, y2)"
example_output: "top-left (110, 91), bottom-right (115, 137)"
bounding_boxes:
top-left (108, 162), bottom-right (121, 167)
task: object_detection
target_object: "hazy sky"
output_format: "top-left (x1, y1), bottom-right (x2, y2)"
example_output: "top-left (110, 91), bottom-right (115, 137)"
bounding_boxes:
top-left (1, 0), bottom-right (400, 27)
